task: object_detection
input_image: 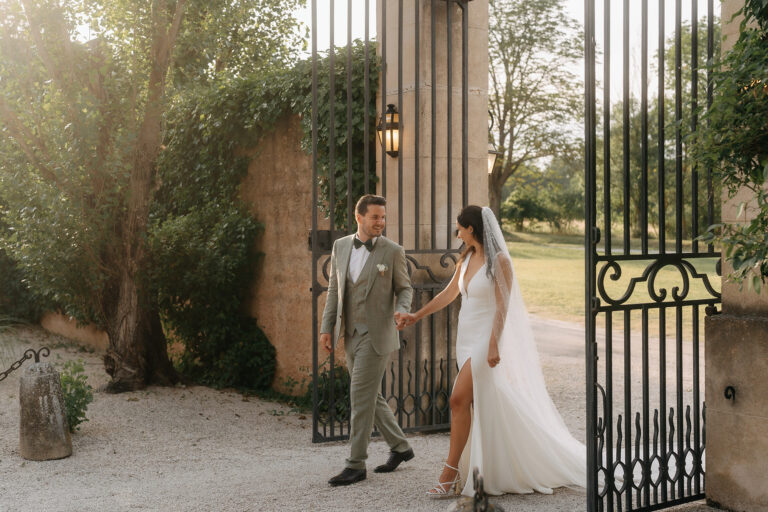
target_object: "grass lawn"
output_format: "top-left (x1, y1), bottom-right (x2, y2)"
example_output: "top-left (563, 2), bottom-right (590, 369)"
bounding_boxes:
top-left (506, 230), bottom-right (720, 338)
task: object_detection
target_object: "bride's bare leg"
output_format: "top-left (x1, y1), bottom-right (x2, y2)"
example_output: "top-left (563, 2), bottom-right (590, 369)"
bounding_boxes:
top-left (428, 359), bottom-right (473, 493)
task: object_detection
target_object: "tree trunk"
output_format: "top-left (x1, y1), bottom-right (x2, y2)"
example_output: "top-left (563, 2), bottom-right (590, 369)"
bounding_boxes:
top-left (489, 171), bottom-right (503, 220)
top-left (100, 1), bottom-right (186, 392)
top-left (103, 268), bottom-right (176, 393)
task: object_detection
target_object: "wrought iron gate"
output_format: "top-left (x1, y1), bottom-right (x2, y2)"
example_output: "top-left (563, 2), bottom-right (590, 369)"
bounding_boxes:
top-left (309, 0), bottom-right (474, 442)
top-left (585, 0), bottom-right (721, 510)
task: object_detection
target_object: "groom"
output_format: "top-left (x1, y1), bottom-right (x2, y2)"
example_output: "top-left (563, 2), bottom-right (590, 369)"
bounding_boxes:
top-left (320, 194), bottom-right (415, 486)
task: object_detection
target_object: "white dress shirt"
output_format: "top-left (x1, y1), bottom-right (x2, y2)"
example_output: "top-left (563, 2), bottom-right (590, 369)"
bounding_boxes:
top-left (348, 235), bottom-right (377, 283)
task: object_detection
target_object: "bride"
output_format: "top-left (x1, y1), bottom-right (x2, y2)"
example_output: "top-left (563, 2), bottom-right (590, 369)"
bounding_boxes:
top-left (396, 205), bottom-right (586, 497)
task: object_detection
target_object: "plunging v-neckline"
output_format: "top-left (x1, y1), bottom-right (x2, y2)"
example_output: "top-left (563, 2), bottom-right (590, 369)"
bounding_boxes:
top-left (462, 252), bottom-right (485, 294)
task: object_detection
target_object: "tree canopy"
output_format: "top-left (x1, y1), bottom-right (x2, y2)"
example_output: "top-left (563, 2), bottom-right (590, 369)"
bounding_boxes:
top-left (487, 0), bottom-right (583, 218)
top-left (0, 0), bottom-right (305, 391)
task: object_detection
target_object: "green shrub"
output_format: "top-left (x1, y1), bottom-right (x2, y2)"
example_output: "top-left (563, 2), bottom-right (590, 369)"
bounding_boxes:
top-left (0, 208), bottom-right (43, 322)
top-left (175, 318), bottom-right (276, 391)
top-left (59, 360), bottom-right (94, 433)
top-left (302, 359), bottom-right (350, 421)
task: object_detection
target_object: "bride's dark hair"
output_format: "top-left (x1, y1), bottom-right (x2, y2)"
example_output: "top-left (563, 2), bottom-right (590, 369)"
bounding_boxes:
top-left (457, 205), bottom-right (484, 263)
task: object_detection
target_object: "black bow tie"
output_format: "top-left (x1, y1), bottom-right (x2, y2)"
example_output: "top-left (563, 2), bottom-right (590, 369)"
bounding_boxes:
top-left (354, 237), bottom-right (374, 252)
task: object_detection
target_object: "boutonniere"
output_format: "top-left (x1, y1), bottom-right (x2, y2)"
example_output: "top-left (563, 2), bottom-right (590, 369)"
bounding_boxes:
top-left (376, 263), bottom-right (388, 275)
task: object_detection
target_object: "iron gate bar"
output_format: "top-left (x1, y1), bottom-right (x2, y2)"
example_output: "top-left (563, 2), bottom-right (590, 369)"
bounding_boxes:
top-left (622, 0), bottom-right (630, 256)
top-left (461, 0), bottom-right (468, 208)
top-left (706, 0), bottom-right (714, 252)
top-left (310, 0), bottom-right (319, 443)
top-left (643, 306), bottom-right (651, 507)
top-left (603, 0), bottom-right (611, 256)
top-left (347, 0), bottom-right (353, 233)
top-left (446, 0), bottom-right (453, 246)
top-left (364, 0), bottom-right (370, 196)
top-left (605, 309), bottom-right (615, 512)
top-left (623, 309), bottom-right (632, 509)
top-left (676, 304), bottom-right (684, 499)
top-left (330, 0), bottom-right (336, 236)
top-left (381, 0), bottom-right (387, 208)
top-left (595, 252), bottom-right (719, 261)
top-left (414, 0), bottom-right (420, 251)
top-left (328, 0), bottom-right (337, 441)
top-left (660, 306), bottom-right (668, 501)
top-left (398, 0), bottom-right (403, 246)
top-left (641, 0), bottom-right (649, 257)
top-left (584, 1), bottom-right (597, 511)
top-left (658, 0), bottom-right (666, 256)
top-left (691, 0), bottom-right (699, 252)
top-left (693, 305), bottom-right (701, 494)
top-left (431, 0), bottom-right (437, 249)
top-left (675, 0), bottom-right (682, 254)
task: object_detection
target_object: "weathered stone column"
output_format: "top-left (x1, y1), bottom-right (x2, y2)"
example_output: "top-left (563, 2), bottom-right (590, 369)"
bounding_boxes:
top-left (705, 2), bottom-right (768, 510)
top-left (378, 0), bottom-right (489, 252)
top-left (19, 362), bottom-right (72, 461)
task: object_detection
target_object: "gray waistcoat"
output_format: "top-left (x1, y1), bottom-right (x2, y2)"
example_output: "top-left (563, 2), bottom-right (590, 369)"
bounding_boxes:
top-left (344, 257), bottom-right (373, 336)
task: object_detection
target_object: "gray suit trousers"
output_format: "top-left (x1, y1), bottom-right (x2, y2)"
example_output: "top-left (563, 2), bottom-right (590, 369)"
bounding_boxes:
top-left (345, 331), bottom-right (410, 470)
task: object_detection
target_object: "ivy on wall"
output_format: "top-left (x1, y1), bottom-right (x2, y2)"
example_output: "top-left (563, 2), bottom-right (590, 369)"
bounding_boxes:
top-left (296, 42), bottom-right (381, 230)
top-left (692, 3), bottom-right (768, 292)
top-left (155, 41), bottom-right (379, 388)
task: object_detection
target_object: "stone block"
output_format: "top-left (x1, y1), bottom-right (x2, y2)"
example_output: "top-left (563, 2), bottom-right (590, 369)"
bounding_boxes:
top-left (705, 314), bottom-right (768, 511)
top-left (19, 362), bottom-right (72, 461)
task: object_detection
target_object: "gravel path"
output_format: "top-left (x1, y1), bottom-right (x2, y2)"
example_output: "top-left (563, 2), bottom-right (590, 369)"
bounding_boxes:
top-left (0, 323), bottom-right (716, 512)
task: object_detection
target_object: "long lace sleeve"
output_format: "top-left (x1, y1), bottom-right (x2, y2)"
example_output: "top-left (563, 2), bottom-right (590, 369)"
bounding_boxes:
top-left (491, 254), bottom-right (513, 345)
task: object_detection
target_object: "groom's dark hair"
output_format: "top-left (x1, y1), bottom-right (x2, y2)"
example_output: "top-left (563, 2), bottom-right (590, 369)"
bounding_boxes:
top-left (356, 194), bottom-right (387, 216)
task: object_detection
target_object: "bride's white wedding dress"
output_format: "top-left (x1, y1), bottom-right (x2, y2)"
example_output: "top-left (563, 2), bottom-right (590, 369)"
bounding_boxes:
top-left (454, 208), bottom-right (587, 496)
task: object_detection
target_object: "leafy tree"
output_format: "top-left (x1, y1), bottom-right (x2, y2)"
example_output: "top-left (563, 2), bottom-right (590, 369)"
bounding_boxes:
top-left (488, 0), bottom-right (582, 217)
top-left (0, 0), bottom-right (304, 391)
top-left (693, 1), bottom-right (768, 291)
top-left (596, 18), bottom-right (720, 245)
top-left (501, 158), bottom-right (583, 232)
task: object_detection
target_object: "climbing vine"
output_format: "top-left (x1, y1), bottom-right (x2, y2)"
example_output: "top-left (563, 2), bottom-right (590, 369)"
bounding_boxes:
top-left (692, 2), bottom-right (768, 292)
top-left (155, 41), bottom-right (379, 388)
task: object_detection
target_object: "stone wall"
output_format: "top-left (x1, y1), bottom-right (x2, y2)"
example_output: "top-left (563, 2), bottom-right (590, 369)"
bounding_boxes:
top-left (240, 114), bottom-right (319, 394)
top-left (40, 312), bottom-right (108, 352)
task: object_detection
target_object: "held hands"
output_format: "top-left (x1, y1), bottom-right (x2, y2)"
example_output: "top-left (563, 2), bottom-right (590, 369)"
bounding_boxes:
top-left (394, 312), bottom-right (417, 331)
top-left (487, 339), bottom-right (501, 368)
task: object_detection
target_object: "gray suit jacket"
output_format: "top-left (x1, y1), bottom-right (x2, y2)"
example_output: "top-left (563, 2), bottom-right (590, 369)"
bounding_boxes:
top-left (320, 235), bottom-right (413, 355)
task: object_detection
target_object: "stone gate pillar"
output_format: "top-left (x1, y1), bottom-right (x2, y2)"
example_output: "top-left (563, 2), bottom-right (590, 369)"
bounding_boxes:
top-left (705, 2), bottom-right (768, 510)
top-left (377, 0), bottom-right (489, 252)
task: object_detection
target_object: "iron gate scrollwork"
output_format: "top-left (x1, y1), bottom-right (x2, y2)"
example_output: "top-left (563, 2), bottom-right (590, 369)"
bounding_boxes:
top-left (585, 0), bottom-right (721, 510)
top-left (310, 0), bottom-right (473, 442)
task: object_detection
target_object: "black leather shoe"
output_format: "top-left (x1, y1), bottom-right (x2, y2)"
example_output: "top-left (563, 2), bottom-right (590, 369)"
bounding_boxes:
top-left (328, 468), bottom-right (367, 486)
top-left (373, 448), bottom-right (415, 473)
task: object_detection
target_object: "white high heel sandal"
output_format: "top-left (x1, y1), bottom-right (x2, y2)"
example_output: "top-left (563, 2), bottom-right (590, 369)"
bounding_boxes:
top-left (426, 462), bottom-right (461, 498)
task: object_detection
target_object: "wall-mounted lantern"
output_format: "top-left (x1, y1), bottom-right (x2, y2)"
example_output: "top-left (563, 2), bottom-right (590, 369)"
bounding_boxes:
top-left (377, 104), bottom-right (400, 157)
top-left (487, 109), bottom-right (501, 174)
top-left (487, 142), bottom-right (501, 174)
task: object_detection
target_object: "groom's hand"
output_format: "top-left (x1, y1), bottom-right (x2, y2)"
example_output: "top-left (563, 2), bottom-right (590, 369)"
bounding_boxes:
top-left (394, 312), bottom-right (408, 331)
top-left (320, 333), bottom-right (333, 352)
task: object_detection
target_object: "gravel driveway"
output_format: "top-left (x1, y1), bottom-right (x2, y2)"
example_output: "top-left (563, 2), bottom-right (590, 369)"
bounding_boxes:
top-left (0, 323), bottom-right (716, 512)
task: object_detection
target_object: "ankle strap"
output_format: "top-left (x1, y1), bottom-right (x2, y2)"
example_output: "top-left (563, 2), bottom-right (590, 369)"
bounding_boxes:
top-left (444, 462), bottom-right (459, 471)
